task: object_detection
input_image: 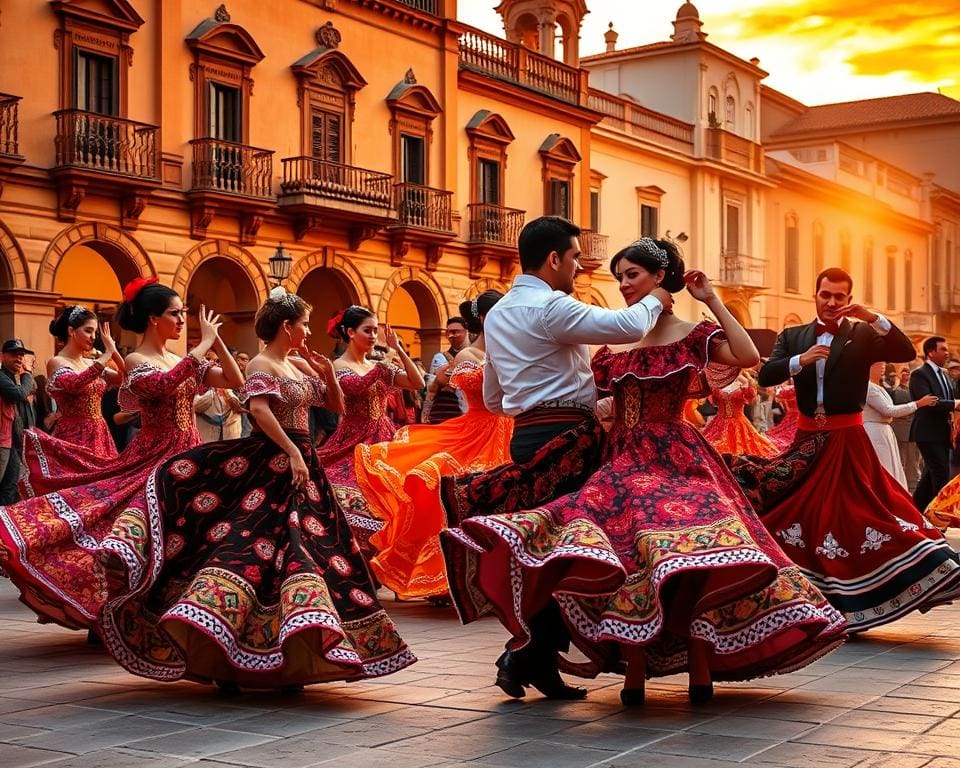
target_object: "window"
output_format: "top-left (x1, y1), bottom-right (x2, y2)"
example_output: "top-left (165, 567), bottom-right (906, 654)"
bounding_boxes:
top-left (387, 74), bottom-right (441, 187)
top-left (310, 109), bottom-right (343, 162)
top-left (840, 229), bottom-right (851, 274)
top-left (725, 202), bottom-right (741, 255)
top-left (785, 215), bottom-right (799, 291)
top-left (548, 180), bottom-right (571, 218)
top-left (208, 83), bottom-right (241, 142)
top-left (466, 111), bottom-right (514, 210)
top-left (479, 159), bottom-right (501, 205)
top-left (863, 238), bottom-right (875, 304)
top-left (744, 103), bottom-right (754, 141)
top-left (887, 248), bottom-right (897, 310)
top-left (590, 189), bottom-right (600, 231)
top-left (401, 134), bottom-right (425, 185)
top-left (707, 88), bottom-right (719, 126)
top-left (539, 134), bottom-right (580, 220)
top-left (75, 50), bottom-right (118, 115)
top-left (640, 205), bottom-right (658, 239)
top-left (904, 249), bottom-right (913, 311)
top-left (725, 96), bottom-right (736, 130)
top-left (813, 221), bottom-right (825, 276)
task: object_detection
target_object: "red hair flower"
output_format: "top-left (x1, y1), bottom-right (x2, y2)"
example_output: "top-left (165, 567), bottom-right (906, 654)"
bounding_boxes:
top-left (123, 276), bottom-right (159, 303)
top-left (327, 309), bottom-right (346, 339)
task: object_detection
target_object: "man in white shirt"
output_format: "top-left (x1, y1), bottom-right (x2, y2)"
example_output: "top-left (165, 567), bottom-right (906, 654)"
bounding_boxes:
top-left (469, 216), bottom-right (673, 701)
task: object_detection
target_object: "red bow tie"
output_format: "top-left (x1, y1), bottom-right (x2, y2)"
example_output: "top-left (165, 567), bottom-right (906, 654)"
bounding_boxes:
top-left (815, 321), bottom-right (840, 336)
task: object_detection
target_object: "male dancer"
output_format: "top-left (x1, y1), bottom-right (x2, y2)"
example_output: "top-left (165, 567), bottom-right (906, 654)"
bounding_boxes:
top-left (467, 216), bottom-right (672, 699)
top-left (745, 268), bottom-right (960, 630)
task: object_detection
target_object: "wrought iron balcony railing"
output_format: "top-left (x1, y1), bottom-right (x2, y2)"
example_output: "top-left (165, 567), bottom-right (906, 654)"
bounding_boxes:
top-left (0, 94), bottom-right (22, 157)
top-left (719, 250), bottom-right (766, 288)
top-left (280, 156), bottom-right (393, 210)
top-left (467, 203), bottom-right (525, 247)
top-left (579, 230), bottom-right (609, 270)
top-left (54, 110), bottom-right (159, 178)
top-left (191, 138), bottom-right (274, 198)
top-left (394, 183), bottom-right (453, 231)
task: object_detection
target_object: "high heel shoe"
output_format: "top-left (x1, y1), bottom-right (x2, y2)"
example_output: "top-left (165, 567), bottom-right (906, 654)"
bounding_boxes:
top-left (620, 687), bottom-right (645, 706)
top-left (688, 683), bottom-right (714, 704)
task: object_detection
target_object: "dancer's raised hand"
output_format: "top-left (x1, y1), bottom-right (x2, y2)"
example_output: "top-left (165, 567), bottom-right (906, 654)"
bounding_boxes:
top-left (198, 306), bottom-right (223, 345)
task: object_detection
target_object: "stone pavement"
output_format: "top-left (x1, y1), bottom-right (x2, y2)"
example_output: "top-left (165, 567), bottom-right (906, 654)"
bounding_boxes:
top-left (4, 578), bottom-right (960, 768)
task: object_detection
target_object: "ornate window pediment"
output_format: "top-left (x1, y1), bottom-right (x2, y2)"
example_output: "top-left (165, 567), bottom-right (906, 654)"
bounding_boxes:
top-left (186, 20), bottom-right (265, 66)
top-left (51, 0), bottom-right (144, 33)
top-left (539, 134), bottom-right (580, 219)
top-left (466, 110), bottom-right (516, 146)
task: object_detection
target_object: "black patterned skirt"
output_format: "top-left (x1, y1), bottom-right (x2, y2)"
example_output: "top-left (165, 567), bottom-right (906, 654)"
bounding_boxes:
top-left (99, 431), bottom-right (415, 688)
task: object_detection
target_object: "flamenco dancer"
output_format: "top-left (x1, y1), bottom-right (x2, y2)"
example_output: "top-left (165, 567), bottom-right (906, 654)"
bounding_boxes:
top-left (317, 306), bottom-right (424, 555)
top-left (736, 268), bottom-right (960, 631)
top-left (443, 239), bottom-right (846, 705)
top-left (441, 216), bottom-right (673, 700)
top-left (100, 287), bottom-right (415, 690)
top-left (21, 306), bottom-right (124, 498)
top-left (0, 278), bottom-right (241, 631)
top-left (355, 291), bottom-right (513, 602)
top-left (766, 382), bottom-right (798, 451)
top-left (702, 372), bottom-right (778, 457)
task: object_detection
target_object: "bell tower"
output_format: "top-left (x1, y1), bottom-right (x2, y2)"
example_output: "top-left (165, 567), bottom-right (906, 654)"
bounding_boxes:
top-left (495, 0), bottom-right (589, 67)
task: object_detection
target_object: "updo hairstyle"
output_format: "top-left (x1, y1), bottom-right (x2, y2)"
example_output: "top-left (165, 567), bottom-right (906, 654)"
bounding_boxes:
top-left (458, 290), bottom-right (504, 335)
top-left (609, 238), bottom-right (686, 293)
top-left (116, 282), bottom-right (179, 333)
top-left (49, 305), bottom-right (97, 342)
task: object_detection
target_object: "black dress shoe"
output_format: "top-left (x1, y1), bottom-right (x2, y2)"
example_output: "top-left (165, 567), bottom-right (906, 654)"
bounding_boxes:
top-left (688, 683), bottom-right (713, 704)
top-left (495, 651), bottom-right (528, 699)
top-left (528, 665), bottom-right (588, 700)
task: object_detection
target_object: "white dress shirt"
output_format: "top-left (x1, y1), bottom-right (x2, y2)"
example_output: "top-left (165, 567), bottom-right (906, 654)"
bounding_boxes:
top-left (788, 314), bottom-right (891, 406)
top-left (482, 274), bottom-right (664, 416)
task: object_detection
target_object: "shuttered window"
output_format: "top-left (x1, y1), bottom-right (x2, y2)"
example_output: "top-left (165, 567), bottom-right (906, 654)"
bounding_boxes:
top-left (311, 109), bottom-right (343, 162)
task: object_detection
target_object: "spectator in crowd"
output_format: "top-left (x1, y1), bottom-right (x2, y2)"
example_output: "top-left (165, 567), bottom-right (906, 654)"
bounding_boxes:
top-left (0, 339), bottom-right (36, 504)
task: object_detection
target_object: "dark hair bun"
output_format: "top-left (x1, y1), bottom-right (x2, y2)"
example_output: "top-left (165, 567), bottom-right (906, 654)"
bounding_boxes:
top-left (609, 238), bottom-right (686, 294)
top-left (336, 305), bottom-right (376, 342)
top-left (459, 290), bottom-right (504, 335)
top-left (116, 283), bottom-right (178, 333)
top-left (49, 305), bottom-right (97, 342)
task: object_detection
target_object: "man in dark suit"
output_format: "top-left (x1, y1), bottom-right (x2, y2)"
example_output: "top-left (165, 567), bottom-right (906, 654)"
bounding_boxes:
top-left (910, 337), bottom-right (960, 510)
top-left (759, 268), bottom-right (915, 424)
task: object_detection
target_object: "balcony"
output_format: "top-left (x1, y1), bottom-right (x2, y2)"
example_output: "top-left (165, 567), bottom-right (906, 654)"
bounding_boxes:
top-left (50, 110), bottom-right (161, 224)
top-left (466, 202), bottom-right (525, 279)
top-left (387, 183), bottom-right (456, 269)
top-left (395, 0), bottom-right (438, 12)
top-left (279, 156), bottom-right (396, 247)
top-left (188, 138), bottom-right (275, 244)
top-left (579, 230), bottom-right (609, 272)
top-left (0, 94), bottom-right (24, 198)
top-left (718, 251), bottom-right (766, 289)
top-left (457, 26), bottom-right (584, 106)
top-left (901, 311), bottom-right (936, 336)
top-left (706, 127), bottom-right (763, 173)
top-left (588, 89), bottom-right (694, 154)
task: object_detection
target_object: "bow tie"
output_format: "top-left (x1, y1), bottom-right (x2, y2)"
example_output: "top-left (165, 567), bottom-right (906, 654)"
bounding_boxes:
top-left (815, 321), bottom-right (840, 336)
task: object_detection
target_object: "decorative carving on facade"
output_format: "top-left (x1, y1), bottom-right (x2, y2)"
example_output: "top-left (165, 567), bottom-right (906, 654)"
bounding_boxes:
top-left (214, 4), bottom-right (231, 22)
top-left (316, 21), bottom-right (341, 49)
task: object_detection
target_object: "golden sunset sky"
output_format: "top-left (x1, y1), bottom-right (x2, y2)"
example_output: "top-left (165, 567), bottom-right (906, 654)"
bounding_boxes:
top-left (459, 0), bottom-right (960, 106)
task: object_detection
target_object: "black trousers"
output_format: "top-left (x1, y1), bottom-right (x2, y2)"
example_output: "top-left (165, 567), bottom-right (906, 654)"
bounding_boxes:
top-left (0, 448), bottom-right (22, 506)
top-left (915, 440), bottom-right (951, 512)
top-left (505, 419), bottom-right (586, 656)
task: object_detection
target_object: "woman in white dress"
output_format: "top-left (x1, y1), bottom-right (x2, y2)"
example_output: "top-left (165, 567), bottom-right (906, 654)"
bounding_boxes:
top-left (864, 362), bottom-right (937, 488)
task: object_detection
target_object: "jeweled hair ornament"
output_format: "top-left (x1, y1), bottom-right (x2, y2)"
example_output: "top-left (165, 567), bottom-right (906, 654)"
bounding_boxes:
top-left (67, 305), bottom-right (86, 324)
top-left (268, 285), bottom-right (298, 308)
top-left (630, 238), bottom-right (670, 269)
top-left (470, 297), bottom-right (479, 320)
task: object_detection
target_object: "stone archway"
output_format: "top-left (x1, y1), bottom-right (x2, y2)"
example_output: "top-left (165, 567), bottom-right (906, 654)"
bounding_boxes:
top-left (0, 219), bottom-right (30, 290)
top-left (463, 277), bottom-right (508, 300)
top-left (298, 267), bottom-right (362, 357)
top-left (289, 247), bottom-right (372, 310)
top-left (175, 242), bottom-right (266, 355)
top-left (378, 267), bottom-right (447, 361)
top-left (38, 223), bottom-right (153, 292)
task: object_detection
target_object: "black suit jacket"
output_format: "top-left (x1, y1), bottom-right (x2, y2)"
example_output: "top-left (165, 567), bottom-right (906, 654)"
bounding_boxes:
top-left (909, 363), bottom-right (957, 443)
top-left (758, 319), bottom-right (915, 417)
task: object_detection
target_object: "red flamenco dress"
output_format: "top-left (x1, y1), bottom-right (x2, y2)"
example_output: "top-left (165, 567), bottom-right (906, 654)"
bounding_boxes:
top-left (441, 322), bottom-right (846, 683)
top-left (316, 364), bottom-right (401, 553)
top-left (730, 420), bottom-right (960, 632)
top-left (99, 372), bottom-right (415, 688)
top-left (21, 364), bottom-right (119, 497)
top-left (356, 359), bottom-right (513, 600)
top-left (766, 384), bottom-right (798, 452)
top-left (0, 356), bottom-right (210, 629)
top-left (702, 382), bottom-right (778, 458)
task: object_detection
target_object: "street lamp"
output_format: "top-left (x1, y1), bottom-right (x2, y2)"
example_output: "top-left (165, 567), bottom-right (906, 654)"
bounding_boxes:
top-left (268, 243), bottom-right (292, 286)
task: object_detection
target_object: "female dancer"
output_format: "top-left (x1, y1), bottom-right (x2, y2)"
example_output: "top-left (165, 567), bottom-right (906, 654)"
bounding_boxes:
top-left (317, 306), bottom-right (424, 553)
top-left (21, 306), bottom-right (124, 497)
top-left (0, 278), bottom-right (241, 630)
top-left (100, 287), bottom-right (415, 689)
top-left (864, 362), bottom-right (936, 488)
top-left (766, 382), bottom-right (798, 451)
top-left (441, 239), bottom-right (846, 705)
top-left (702, 373), bottom-right (778, 457)
top-left (356, 291), bottom-right (512, 601)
